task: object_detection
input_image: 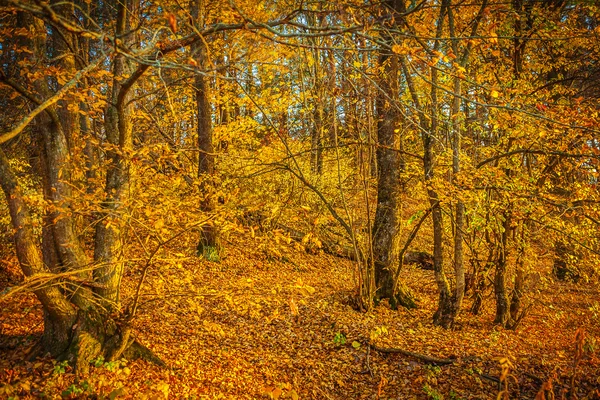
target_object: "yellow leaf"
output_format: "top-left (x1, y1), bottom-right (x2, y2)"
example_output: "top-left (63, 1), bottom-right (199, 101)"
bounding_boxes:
top-left (289, 297), bottom-right (299, 316)
top-left (491, 90), bottom-right (499, 98)
top-left (391, 44), bottom-right (404, 54)
top-left (262, 387), bottom-right (275, 395)
top-left (272, 387), bottom-right (283, 399)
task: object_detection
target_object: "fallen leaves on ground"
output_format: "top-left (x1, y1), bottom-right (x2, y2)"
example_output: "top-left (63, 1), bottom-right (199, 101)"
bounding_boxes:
top-left (1, 232), bottom-right (599, 399)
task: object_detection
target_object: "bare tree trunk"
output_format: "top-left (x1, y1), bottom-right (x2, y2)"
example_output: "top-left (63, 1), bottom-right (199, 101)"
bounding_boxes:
top-left (18, 10), bottom-right (90, 306)
top-left (309, 15), bottom-right (324, 175)
top-left (0, 148), bottom-right (78, 356)
top-left (445, 0), bottom-right (488, 319)
top-left (2, 0), bottom-right (166, 375)
top-left (510, 223), bottom-right (527, 324)
top-left (426, 1), bottom-right (455, 328)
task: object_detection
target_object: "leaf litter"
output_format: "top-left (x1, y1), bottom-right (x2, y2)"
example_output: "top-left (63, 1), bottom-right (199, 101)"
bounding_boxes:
top-left (1, 232), bottom-right (599, 399)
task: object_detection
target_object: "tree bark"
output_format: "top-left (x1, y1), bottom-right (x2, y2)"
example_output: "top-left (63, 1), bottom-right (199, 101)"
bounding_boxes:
top-left (372, 0), bottom-right (415, 309)
top-left (494, 211), bottom-right (513, 326)
top-left (427, 0), bottom-right (455, 328)
top-left (2, 0), bottom-right (163, 374)
top-left (93, 0), bottom-right (135, 305)
top-left (191, 0), bottom-right (219, 259)
top-left (0, 148), bottom-right (77, 357)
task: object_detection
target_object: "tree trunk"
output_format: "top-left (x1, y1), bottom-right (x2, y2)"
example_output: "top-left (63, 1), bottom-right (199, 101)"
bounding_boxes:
top-left (192, 0), bottom-right (219, 259)
top-left (0, 148), bottom-right (78, 356)
top-left (494, 211), bottom-right (513, 326)
top-left (428, 1), bottom-right (455, 328)
top-left (309, 15), bottom-right (324, 175)
top-left (3, 3), bottom-right (164, 374)
top-left (93, 0), bottom-right (135, 305)
top-left (372, 0), bottom-right (415, 310)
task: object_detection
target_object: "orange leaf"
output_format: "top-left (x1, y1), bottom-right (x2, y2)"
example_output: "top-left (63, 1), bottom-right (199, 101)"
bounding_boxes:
top-left (168, 13), bottom-right (177, 33)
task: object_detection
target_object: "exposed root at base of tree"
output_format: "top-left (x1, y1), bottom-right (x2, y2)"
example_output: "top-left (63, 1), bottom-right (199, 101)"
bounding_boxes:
top-left (55, 310), bottom-right (167, 376)
top-left (65, 332), bottom-right (166, 376)
top-left (122, 339), bottom-right (166, 368)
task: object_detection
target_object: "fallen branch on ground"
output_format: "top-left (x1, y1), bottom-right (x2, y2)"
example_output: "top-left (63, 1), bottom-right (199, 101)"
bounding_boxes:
top-left (368, 342), bottom-right (457, 365)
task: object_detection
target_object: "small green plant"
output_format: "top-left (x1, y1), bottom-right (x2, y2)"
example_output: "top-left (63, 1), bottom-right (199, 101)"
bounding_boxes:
top-left (449, 389), bottom-right (462, 400)
top-left (333, 332), bottom-right (346, 346)
top-left (80, 380), bottom-right (91, 391)
top-left (425, 365), bottom-right (442, 375)
top-left (53, 360), bottom-right (69, 375)
top-left (91, 355), bottom-right (105, 367)
top-left (104, 360), bottom-right (121, 372)
top-left (61, 380), bottom-right (93, 398)
top-left (423, 384), bottom-right (444, 400)
top-left (200, 245), bottom-right (220, 262)
top-left (62, 384), bottom-right (84, 397)
top-left (90, 356), bottom-right (126, 371)
top-left (584, 335), bottom-right (597, 354)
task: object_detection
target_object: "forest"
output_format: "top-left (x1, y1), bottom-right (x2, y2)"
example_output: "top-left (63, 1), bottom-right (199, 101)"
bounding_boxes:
top-left (0, 0), bottom-right (599, 398)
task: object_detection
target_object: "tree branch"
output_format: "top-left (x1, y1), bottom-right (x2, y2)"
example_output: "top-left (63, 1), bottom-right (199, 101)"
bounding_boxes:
top-left (0, 57), bottom-right (102, 145)
top-left (477, 149), bottom-right (599, 168)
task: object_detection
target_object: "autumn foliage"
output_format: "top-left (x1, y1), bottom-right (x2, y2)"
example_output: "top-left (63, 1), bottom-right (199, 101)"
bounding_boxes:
top-left (1, 0), bottom-right (599, 398)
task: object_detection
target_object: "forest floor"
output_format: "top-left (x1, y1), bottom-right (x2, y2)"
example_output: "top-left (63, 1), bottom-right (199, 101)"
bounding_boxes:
top-left (1, 232), bottom-right (600, 399)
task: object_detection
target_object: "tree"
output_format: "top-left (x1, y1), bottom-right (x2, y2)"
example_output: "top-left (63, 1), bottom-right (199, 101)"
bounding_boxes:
top-left (191, 0), bottom-right (219, 260)
top-left (371, 0), bottom-right (416, 309)
top-left (0, 0), bottom-right (297, 372)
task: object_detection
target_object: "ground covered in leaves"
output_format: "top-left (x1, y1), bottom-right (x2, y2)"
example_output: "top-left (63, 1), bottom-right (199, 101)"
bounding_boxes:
top-left (1, 232), bottom-right (600, 399)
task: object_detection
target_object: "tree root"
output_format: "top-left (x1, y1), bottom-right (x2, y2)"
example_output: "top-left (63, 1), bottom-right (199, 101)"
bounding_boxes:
top-left (61, 311), bottom-right (167, 376)
top-left (123, 339), bottom-right (167, 368)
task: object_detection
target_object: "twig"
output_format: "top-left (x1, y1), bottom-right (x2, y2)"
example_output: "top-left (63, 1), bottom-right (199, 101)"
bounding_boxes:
top-left (359, 344), bottom-right (374, 377)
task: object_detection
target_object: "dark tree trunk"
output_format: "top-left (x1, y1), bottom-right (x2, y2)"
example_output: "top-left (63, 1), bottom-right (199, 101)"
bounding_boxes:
top-left (372, 0), bottom-right (415, 310)
top-left (494, 211), bottom-right (513, 326)
top-left (427, 1), bottom-right (454, 328)
top-left (0, 148), bottom-right (78, 357)
top-left (308, 14), bottom-right (325, 175)
top-left (311, 99), bottom-right (324, 174)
